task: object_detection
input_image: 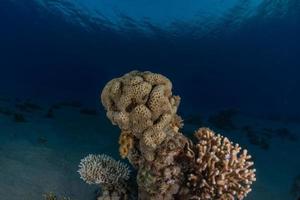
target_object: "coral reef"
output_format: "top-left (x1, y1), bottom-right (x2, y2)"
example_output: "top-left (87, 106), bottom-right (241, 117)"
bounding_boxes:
top-left (291, 174), bottom-right (300, 200)
top-left (101, 71), bottom-right (180, 141)
top-left (37, 136), bottom-right (48, 145)
top-left (80, 71), bottom-right (256, 200)
top-left (45, 108), bottom-right (54, 118)
top-left (208, 109), bottom-right (239, 131)
top-left (275, 128), bottom-right (298, 141)
top-left (43, 192), bottom-right (71, 200)
top-left (0, 107), bottom-right (12, 116)
top-left (78, 154), bottom-right (132, 200)
top-left (241, 126), bottom-right (297, 150)
top-left (13, 113), bottom-right (26, 123)
top-left (241, 126), bottom-right (270, 150)
top-left (16, 101), bottom-right (42, 113)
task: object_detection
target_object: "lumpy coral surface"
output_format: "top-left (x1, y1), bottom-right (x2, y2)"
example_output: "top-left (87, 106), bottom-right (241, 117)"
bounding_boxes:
top-left (101, 71), bottom-right (180, 151)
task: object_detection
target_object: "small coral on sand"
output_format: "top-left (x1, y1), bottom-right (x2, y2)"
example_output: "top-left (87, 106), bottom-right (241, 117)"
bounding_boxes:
top-left (43, 192), bottom-right (71, 200)
top-left (78, 154), bottom-right (130, 185)
top-left (78, 154), bottom-right (131, 200)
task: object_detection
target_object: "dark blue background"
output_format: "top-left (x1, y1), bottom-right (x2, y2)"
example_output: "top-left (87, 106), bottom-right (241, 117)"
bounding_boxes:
top-left (1, 0), bottom-right (300, 119)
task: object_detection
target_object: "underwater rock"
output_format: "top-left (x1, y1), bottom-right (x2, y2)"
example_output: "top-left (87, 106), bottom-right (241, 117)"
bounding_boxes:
top-left (53, 100), bottom-right (82, 109)
top-left (0, 107), bottom-right (12, 116)
top-left (242, 126), bottom-right (297, 151)
top-left (241, 125), bottom-right (270, 150)
top-left (260, 128), bottom-right (273, 139)
top-left (80, 108), bottom-right (98, 116)
top-left (87, 71), bottom-right (256, 200)
top-left (15, 101), bottom-right (42, 112)
top-left (37, 136), bottom-right (48, 145)
top-left (13, 113), bottom-right (26, 123)
top-left (184, 114), bottom-right (203, 126)
top-left (45, 108), bottom-right (54, 118)
top-left (275, 128), bottom-right (298, 141)
top-left (208, 108), bottom-right (238, 131)
top-left (0, 96), bottom-right (10, 102)
top-left (291, 174), bottom-right (300, 200)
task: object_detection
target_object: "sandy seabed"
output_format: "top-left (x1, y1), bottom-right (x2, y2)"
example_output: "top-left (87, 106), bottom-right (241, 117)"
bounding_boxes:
top-left (0, 99), bottom-right (299, 200)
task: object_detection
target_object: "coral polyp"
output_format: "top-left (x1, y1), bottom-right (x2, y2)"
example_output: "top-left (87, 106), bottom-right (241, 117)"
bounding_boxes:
top-left (80, 70), bottom-right (256, 200)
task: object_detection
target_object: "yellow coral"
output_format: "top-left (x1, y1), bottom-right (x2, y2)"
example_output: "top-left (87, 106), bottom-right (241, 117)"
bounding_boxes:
top-left (171, 114), bottom-right (184, 132)
top-left (119, 131), bottom-right (134, 159)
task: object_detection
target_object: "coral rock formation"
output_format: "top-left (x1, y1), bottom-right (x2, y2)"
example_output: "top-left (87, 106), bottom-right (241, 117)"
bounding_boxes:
top-left (101, 71), bottom-right (180, 153)
top-left (81, 70), bottom-right (256, 200)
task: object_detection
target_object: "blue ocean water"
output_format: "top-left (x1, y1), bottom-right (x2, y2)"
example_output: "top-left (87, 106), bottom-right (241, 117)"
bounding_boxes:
top-left (0, 0), bottom-right (300, 199)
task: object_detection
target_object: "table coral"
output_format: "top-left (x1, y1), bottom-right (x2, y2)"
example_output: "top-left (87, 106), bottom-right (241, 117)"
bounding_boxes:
top-left (80, 70), bottom-right (256, 200)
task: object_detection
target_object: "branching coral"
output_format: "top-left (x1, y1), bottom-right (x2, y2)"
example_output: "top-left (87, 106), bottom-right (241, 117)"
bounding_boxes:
top-left (80, 70), bottom-right (256, 200)
top-left (78, 154), bottom-right (131, 200)
top-left (78, 154), bottom-right (130, 185)
top-left (186, 128), bottom-right (256, 200)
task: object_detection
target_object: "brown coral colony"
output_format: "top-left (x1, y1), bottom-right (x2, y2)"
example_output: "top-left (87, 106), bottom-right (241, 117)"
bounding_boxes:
top-left (100, 71), bottom-right (256, 200)
top-left (101, 71), bottom-right (180, 157)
